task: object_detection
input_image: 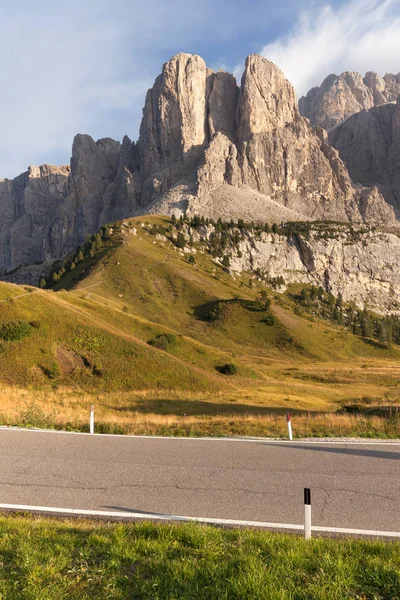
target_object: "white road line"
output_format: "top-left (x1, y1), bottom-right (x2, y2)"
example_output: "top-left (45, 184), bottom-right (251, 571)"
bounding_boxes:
top-left (0, 426), bottom-right (400, 445)
top-left (0, 503), bottom-right (399, 537)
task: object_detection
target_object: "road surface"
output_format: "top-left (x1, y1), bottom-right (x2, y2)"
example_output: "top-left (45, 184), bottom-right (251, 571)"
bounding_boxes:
top-left (0, 429), bottom-right (399, 534)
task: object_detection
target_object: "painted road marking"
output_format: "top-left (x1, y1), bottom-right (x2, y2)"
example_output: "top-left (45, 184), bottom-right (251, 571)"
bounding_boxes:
top-left (0, 427), bottom-right (399, 445)
top-left (0, 503), bottom-right (400, 537)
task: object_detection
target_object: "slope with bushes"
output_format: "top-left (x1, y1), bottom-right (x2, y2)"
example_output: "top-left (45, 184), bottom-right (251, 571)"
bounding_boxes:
top-left (0, 216), bottom-right (399, 434)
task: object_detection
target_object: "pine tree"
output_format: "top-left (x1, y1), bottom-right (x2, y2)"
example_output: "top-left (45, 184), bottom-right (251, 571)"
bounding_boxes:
top-left (177, 232), bottom-right (186, 249)
top-left (222, 255), bottom-right (230, 268)
top-left (258, 290), bottom-right (271, 311)
top-left (361, 311), bottom-right (374, 338)
top-left (39, 278), bottom-right (46, 289)
top-left (328, 293), bottom-right (335, 308)
top-left (378, 322), bottom-right (388, 344)
top-left (94, 233), bottom-right (103, 251)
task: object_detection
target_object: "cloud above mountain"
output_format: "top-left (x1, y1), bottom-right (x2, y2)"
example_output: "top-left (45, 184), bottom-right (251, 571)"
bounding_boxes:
top-left (259, 0), bottom-right (400, 97)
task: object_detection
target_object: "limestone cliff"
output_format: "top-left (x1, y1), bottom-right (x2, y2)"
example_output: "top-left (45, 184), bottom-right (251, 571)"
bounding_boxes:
top-left (188, 223), bottom-right (400, 315)
top-left (0, 135), bottom-right (141, 278)
top-left (299, 70), bottom-right (400, 130)
top-left (328, 99), bottom-right (400, 216)
top-left (146, 54), bottom-right (394, 226)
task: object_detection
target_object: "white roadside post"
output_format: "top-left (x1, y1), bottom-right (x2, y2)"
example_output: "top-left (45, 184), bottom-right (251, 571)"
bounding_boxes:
top-left (286, 412), bottom-right (293, 441)
top-left (304, 488), bottom-right (312, 540)
top-left (90, 404), bottom-right (95, 434)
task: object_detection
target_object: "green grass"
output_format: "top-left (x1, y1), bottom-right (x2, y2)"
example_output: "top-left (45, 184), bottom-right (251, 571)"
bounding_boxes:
top-left (1, 215), bottom-right (400, 432)
top-left (0, 515), bottom-right (399, 599)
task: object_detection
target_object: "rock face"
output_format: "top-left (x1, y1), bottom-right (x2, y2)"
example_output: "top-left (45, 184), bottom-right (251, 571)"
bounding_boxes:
top-left (0, 53), bottom-right (396, 283)
top-left (145, 54), bottom-right (394, 226)
top-left (328, 99), bottom-right (400, 215)
top-left (300, 70), bottom-right (400, 129)
top-left (189, 223), bottom-right (400, 314)
top-left (0, 135), bottom-right (141, 280)
top-left (232, 229), bottom-right (400, 315)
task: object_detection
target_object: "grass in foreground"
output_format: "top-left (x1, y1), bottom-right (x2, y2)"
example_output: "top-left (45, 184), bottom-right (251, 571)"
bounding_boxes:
top-left (0, 515), bottom-right (399, 599)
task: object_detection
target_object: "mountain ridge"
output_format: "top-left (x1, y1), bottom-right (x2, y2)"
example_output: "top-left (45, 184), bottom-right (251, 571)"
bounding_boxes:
top-left (299, 69), bottom-right (400, 129)
top-left (0, 53), bottom-right (396, 285)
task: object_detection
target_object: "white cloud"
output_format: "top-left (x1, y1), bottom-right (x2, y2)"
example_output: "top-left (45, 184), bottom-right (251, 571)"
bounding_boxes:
top-left (259, 0), bottom-right (400, 98)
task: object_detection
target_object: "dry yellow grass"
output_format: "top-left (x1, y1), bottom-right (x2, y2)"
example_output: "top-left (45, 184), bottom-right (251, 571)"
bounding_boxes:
top-left (0, 383), bottom-right (399, 439)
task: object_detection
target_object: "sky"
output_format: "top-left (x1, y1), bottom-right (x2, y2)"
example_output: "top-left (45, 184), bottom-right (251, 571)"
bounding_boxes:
top-left (0, 0), bottom-right (399, 178)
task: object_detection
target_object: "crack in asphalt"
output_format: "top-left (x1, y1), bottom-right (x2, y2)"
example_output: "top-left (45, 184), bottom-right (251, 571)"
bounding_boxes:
top-left (314, 485), bottom-right (399, 522)
top-left (0, 477), bottom-right (288, 497)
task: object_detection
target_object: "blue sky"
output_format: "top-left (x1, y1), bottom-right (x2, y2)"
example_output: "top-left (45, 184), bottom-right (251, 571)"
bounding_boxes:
top-left (0, 0), bottom-right (399, 178)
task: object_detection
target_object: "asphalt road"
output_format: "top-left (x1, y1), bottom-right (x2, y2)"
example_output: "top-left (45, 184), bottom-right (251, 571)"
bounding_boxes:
top-left (0, 429), bottom-right (399, 533)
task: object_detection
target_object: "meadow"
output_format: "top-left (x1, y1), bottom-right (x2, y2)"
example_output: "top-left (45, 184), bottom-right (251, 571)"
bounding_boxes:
top-left (0, 216), bottom-right (399, 438)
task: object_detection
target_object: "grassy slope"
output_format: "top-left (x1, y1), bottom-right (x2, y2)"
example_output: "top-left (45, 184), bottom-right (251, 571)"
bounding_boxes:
top-left (0, 515), bottom-right (399, 599)
top-left (0, 216), bottom-right (399, 432)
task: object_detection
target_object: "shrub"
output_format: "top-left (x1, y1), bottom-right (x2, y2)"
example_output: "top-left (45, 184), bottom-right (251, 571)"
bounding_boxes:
top-left (17, 400), bottom-right (53, 428)
top-left (42, 362), bottom-right (61, 380)
top-left (218, 363), bottom-right (238, 375)
top-left (93, 364), bottom-right (104, 377)
top-left (263, 314), bottom-right (276, 326)
top-left (205, 302), bottom-right (231, 322)
top-left (0, 321), bottom-right (32, 342)
top-left (148, 333), bottom-right (178, 350)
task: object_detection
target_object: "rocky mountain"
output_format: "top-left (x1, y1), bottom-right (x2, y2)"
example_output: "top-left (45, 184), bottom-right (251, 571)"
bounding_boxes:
top-left (0, 53), bottom-right (396, 284)
top-left (328, 99), bottom-right (400, 216)
top-left (185, 221), bottom-right (400, 315)
top-left (299, 70), bottom-right (400, 130)
top-left (0, 135), bottom-right (141, 282)
top-left (141, 54), bottom-right (392, 226)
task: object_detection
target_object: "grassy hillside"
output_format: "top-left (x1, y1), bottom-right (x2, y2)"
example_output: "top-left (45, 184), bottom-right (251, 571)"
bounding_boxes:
top-left (0, 216), bottom-right (399, 435)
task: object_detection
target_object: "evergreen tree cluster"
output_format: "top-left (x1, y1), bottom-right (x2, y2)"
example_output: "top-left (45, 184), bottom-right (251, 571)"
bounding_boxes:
top-left (169, 215), bottom-right (376, 267)
top-left (297, 285), bottom-right (400, 346)
top-left (40, 222), bottom-right (117, 288)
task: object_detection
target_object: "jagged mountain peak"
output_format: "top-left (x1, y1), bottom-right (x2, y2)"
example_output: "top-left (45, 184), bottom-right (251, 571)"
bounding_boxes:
top-left (0, 52), bottom-right (396, 285)
top-left (300, 69), bottom-right (400, 130)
